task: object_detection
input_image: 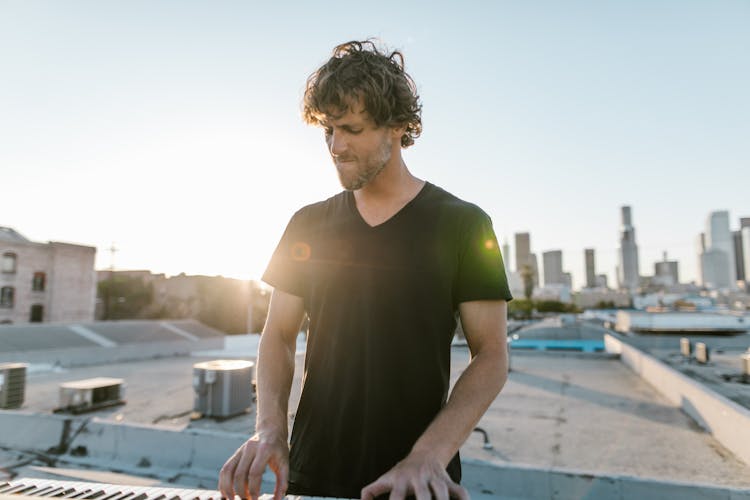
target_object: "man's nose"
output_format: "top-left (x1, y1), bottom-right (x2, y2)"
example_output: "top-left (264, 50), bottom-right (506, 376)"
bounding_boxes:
top-left (328, 130), bottom-right (347, 157)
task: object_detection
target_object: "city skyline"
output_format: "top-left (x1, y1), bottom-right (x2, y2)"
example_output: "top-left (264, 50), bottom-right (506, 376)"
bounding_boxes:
top-left (1, 1), bottom-right (748, 288)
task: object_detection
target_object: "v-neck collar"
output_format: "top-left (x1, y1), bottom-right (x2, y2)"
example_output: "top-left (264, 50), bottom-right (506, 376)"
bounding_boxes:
top-left (347, 182), bottom-right (431, 229)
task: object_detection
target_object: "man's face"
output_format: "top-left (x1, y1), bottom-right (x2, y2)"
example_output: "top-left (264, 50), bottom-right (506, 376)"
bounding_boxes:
top-left (322, 99), bottom-right (396, 191)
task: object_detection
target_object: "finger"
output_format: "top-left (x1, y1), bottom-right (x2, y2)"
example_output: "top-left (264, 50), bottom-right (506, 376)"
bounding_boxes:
top-left (233, 444), bottom-right (256, 499)
top-left (412, 480), bottom-right (431, 500)
top-left (247, 446), bottom-right (270, 499)
top-left (388, 484), bottom-right (407, 500)
top-left (361, 479), bottom-right (392, 500)
top-left (429, 478), bottom-right (449, 500)
top-left (219, 452), bottom-right (240, 499)
top-left (447, 482), bottom-right (470, 500)
top-left (272, 460), bottom-right (289, 500)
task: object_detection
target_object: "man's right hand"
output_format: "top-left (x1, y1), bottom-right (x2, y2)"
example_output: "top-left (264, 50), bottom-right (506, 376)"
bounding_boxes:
top-left (218, 430), bottom-right (290, 500)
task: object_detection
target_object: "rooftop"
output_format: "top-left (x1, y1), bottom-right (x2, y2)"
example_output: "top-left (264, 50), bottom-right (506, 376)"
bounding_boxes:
top-left (1, 323), bottom-right (750, 499)
top-left (0, 227), bottom-right (29, 244)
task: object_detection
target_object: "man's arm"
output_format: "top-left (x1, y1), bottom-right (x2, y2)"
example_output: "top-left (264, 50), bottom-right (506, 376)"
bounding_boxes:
top-left (361, 300), bottom-right (508, 500)
top-left (218, 289), bottom-right (306, 500)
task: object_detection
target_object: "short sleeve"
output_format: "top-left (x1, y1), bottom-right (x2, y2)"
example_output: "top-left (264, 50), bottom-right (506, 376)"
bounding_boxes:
top-left (262, 210), bottom-right (310, 298)
top-left (454, 210), bottom-right (513, 305)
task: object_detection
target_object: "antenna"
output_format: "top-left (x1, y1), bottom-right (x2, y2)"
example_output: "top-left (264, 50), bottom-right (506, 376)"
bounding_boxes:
top-left (108, 242), bottom-right (118, 272)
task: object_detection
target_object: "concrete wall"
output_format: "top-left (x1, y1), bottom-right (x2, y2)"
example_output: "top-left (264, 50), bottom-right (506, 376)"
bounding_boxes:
top-left (461, 459), bottom-right (750, 500)
top-left (0, 338), bottom-right (224, 367)
top-left (605, 333), bottom-right (750, 466)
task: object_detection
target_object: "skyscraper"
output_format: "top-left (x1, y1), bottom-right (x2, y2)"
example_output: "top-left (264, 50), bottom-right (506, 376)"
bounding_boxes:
top-left (734, 231), bottom-right (745, 282)
top-left (704, 211), bottom-right (736, 289)
top-left (502, 240), bottom-right (512, 275)
top-left (543, 250), bottom-right (563, 286)
top-left (529, 253), bottom-right (539, 287)
top-left (696, 233), bottom-right (706, 286)
top-left (736, 218), bottom-right (750, 283)
top-left (584, 249), bottom-right (596, 288)
top-left (743, 227), bottom-right (750, 287)
top-left (515, 232), bottom-right (538, 288)
top-left (618, 206), bottom-right (640, 291)
top-left (515, 233), bottom-right (530, 273)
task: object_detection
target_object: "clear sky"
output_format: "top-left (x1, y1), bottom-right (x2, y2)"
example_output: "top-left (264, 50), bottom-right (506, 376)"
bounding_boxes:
top-left (1, 0), bottom-right (748, 289)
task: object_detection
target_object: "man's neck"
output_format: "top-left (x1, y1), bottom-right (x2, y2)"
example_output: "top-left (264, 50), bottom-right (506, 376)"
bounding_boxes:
top-left (351, 159), bottom-right (425, 227)
top-left (353, 159), bottom-right (424, 206)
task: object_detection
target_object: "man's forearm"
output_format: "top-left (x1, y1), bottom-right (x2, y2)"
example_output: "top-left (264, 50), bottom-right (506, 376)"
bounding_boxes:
top-left (410, 346), bottom-right (508, 466)
top-left (255, 331), bottom-right (297, 437)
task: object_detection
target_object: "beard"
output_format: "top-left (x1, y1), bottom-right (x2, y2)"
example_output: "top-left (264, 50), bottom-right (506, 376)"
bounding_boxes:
top-left (335, 135), bottom-right (392, 191)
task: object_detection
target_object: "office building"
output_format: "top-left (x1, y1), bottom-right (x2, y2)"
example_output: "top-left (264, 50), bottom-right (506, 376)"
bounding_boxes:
top-left (703, 211), bottom-right (736, 289)
top-left (543, 250), bottom-right (564, 286)
top-left (515, 232), bottom-right (530, 273)
top-left (618, 206), bottom-right (640, 291)
top-left (584, 248), bottom-right (596, 288)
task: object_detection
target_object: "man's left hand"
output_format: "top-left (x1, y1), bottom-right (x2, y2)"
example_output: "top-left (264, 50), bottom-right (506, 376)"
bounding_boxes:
top-left (360, 451), bottom-right (469, 500)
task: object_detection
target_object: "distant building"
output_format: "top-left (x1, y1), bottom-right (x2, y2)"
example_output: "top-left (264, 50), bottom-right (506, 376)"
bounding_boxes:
top-left (533, 284), bottom-right (571, 303)
top-left (0, 226), bottom-right (96, 325)
top-left (654, 252), bottom-right (679, 287)
top-left (562, 272), bottom-right (572, 289)
top-left (529, 252), bottom-right (539, 287)
top-left (702, 249), bottom-right (730, 290)
top-left (584, 249), bottom-right (596, 288)
top-left (696, 233), bottom-right (706, 286)
top-left (543, 250), bottom-right (563, 286)
top-left (743, 227), bottom-right (750, 288)
top-left (515, 232), bottom-right (530, 274)
top-left (501, 240), bottom-right (512, 276)
top-left (703, 211), bottom-right (736, 289)
top-left (618, 206), bottom-right (640, 291)
top-left (507, 270), bottom-right (524, 299)
top-left (595, 274), bottom-right (608, 289)
top-left (734, 230), bottom-right (745, 283)
top-left (573, 288), bottom-right (630, 309)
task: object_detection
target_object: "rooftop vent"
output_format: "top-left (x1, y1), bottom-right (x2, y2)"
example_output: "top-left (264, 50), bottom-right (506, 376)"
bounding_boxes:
top-left (56, 377), bottom-right (126, 414)
top-left (0, 363), bottom-right (27, 409)
top-left (680, 338), bottom-right (692, 358)
top-left (193, 360), bottom-right (254, 418)
top-left (695, 343), bottom-right (710, 364)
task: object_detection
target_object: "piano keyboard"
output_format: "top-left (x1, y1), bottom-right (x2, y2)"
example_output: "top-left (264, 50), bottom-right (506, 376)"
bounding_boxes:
top-left (0, 478), bottom-right (338, 500)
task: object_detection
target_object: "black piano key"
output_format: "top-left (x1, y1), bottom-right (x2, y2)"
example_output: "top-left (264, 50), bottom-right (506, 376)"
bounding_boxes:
top-left (80, 490), bottom-right (108, 499)
top-left (5, 484), bottom-right (37, 495)
top-left (0, 483), bottom-right (18, 493)
top-left (97, 488), bottom-right (124, 500)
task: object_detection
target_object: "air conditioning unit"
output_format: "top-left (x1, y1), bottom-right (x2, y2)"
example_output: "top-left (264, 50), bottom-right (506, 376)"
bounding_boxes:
top-left (56, 377), bottom-right (126, 414)
top-left (0, 363), bottom-right (28, 409)
top-left (193, 360), bottom-right (255, 418)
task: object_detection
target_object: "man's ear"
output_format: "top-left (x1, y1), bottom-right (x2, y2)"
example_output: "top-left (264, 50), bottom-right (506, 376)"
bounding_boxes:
top-left (391, 124), bottom-right (407, 141)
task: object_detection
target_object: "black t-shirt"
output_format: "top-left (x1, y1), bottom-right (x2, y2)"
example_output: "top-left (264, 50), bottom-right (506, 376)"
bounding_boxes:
top-left (262, 182), bottom-right (512, 498)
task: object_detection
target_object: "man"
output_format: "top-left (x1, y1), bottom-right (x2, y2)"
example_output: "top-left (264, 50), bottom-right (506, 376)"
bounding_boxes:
top-left (219, 40), bottom-right (512, 500)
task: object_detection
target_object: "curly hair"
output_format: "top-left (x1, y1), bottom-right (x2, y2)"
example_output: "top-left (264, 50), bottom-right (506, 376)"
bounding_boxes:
top-left (302, 40), bottom-right (423, 148)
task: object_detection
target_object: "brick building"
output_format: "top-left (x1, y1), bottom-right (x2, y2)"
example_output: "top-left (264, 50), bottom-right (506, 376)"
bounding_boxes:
top-left (0, 226), bottom-right (96, 324)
